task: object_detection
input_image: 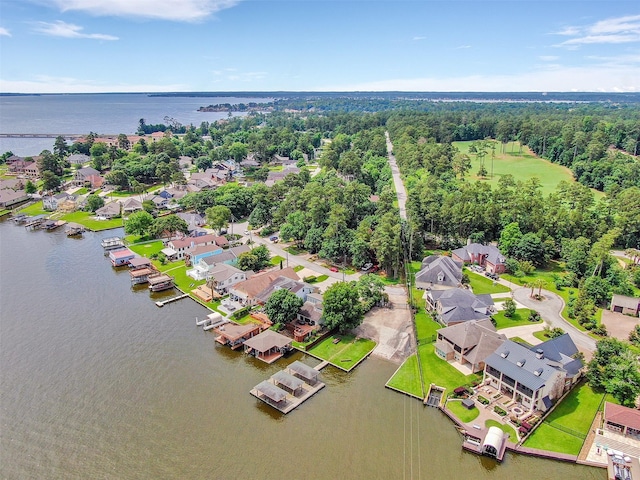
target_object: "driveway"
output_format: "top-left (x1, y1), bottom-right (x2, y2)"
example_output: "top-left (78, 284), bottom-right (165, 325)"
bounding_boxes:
top-left (498, 324), bottom-right (543, 346)
top-left (601, 310), bottom-right (639, 341)
top-left (354, 286), bottom-right (414, 364)
top-left (385, 131), bottom-right (407, 221)
top-left (512, 287), bottom-right (596, 354)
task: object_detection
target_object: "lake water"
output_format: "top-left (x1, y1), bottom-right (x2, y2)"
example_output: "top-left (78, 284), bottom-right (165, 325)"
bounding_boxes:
top-left (0, 94), bottom-right (269, 156)
top-left (0, 219), bottom-right (605, 479)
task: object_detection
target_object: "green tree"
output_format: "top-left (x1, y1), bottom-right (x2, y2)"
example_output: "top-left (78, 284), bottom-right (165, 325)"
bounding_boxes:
top-left (124, 211), bottom-right (154, 236)
top-left (151, 215), bottom-right (189, 240)
top-left (370, 212), bottom-right (402, 278)
top-left (53, 135), bottom-right (68, 158)
top-left (41, 170), bottom-right (61, 192)
top-left (503, 298), bottom-right (516, 317)
top-left (229, 142), bottom-right (248, 162)
top-left (499, 222), bottom-right (522, 257)
top-left (587, 338), bottom-right (640, 407)
top-left (322, 282), bottom-right (364, 334)
top-left (279, 211), bottom-right (308, 247)
top-left (205, 205), bottom-right (231, 234)
top-left (264, 288), bottom-right (303, 325)
top-left (561, 237), bottom-right (592, 280)
top-left (237, 245), bottom-right (271, 271)
top-left (356, 274), bottom-right (386, 311)
top-left (24, 180), bottom-right (37, 194)
top-left (85, 194), bottom-right (105, 212)
top-left (104, 170), bottom-right (130, 190)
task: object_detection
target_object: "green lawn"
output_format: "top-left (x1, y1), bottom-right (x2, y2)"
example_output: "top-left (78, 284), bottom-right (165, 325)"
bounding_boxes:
top-left (59, 211), bottom-right (123, 231)
top-left (465, 270), bottom-right (511, 295)
top-left (414, 303), bottom-right (440, 344)
top-left (509, 337), bottom-right (534, 347)
top-left (485, 420), bottom-right (518, 443)
top-left (18, 201), bottom-right (48, 216)
top-left (129, 240), bottom-right (164, 257)
top-left (307, 334), bottom-right (376, 371)
top-left (493, 308), bottom-right (542, 330)
top-left (270, 255), bottom-right (285, 266)
top-left (74, 187), bottom-right (88, 195)
top-left (387, 355), bottom-right (422, 397)
top-left (293, 265), bottom-right (304, 272)
top-left (447, 400), bottom-right (480, 423)
top-left (523, 382), bottom-right (607, 455)
top-left (453, 140), bottom-right (603, 198)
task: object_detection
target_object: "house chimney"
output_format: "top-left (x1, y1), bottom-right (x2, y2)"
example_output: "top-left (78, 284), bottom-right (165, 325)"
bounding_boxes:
top-left (536, 348), bottom-right (544, 359)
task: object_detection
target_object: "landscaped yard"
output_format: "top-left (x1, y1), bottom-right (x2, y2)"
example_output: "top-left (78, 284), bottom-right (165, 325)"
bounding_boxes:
top-left (59, 211), bottom-right (123, 231)
top-left (307, 334), bottom-right (376, 371)
top-left (18, 201), bottom-right (48, 216)
top-left (447, 400), bottom-right (480, 423)
top-left (523, 382), bottom-right (609, 455)
top-left (414, 301), bottom-right (440, 344)
top-left (387, 343), bottom-right (481, 398)
top-left (129, 240), bottom-right (164, 257)
top-left (465, 270), bottom-right (510, 295)
top-left (493, 308), bottom-right (542, 330)
top-left (270, 255), bottom-right (285, 266)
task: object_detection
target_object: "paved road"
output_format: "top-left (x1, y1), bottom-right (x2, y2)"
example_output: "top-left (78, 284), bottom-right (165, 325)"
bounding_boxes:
top-left (512, 287), bottom-right (596, 353)
top-left (385, 131), bottom-right (407, 221)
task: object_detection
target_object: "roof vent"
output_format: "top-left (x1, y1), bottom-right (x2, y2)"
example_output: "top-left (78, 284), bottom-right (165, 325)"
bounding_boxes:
top-left (534, 368), bottom-right (543, 376)
top-left (536, 349), bottom-right (544, 359)
top-left (516, 359), bottom-right (526, 367)
top-left (500, 350), bottom-right (509, 358)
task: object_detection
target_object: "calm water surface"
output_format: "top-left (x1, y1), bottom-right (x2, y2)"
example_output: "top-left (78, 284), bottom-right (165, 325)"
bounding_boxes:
top-left (0, 220), bottom-right (605, 479)
top-left (0, 94), bottom-right (269, 156)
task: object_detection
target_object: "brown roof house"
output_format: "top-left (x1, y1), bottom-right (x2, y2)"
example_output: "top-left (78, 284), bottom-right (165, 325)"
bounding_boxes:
top-left (604, 402), bottom-right (640, 440)
top-left (451, 243), bottom-right (507, 274)
top-left (95, 201), bottom-right (121, 219)
top-left (434, 319), bottom-right (506, 373)
top-left (229, 267), bottom-right (301, 307)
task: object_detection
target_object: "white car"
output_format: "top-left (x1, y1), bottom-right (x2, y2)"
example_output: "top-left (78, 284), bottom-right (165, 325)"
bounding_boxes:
top-left (243, 230), bottom-right (250, 235)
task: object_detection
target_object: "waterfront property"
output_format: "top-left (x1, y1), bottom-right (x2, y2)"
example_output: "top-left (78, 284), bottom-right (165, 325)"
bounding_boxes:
top-left (109, 248), bottom-right (135, 267)
top-left (483, 334), bottom-right (583, 414)
top-left (425, 288), bottom-right (494, 326)
top-left (604, 402), bottom-right (640, 439)
top-left (243, 329), bottom-right (293, 363)
top-left (214, 322), bottom-right (263, 350)
top-left (250, 361), bottom-right (326, 413)
top-left (148, 274), bottom-right (174, 292)
top-left (229, 267), bottom-right (300, 307)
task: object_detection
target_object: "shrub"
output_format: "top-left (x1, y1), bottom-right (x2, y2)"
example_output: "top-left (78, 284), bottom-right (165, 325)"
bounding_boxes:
top-left (528, 310), bottom-right (541, 322)
top-left (231, 306), bottom-right (252, 319)
top-left (494, 406), bottom-right (507, 416)
top-left (478, 396), bottom-right (490, 405)
top-left (518, 260), bottom-right (535, 275)
top-left (592, 325), bottom-right (608, 337)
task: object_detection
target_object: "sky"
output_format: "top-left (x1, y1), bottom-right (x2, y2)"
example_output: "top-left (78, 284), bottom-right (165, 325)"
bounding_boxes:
top-left (0, 0), bottom-right (639, 93)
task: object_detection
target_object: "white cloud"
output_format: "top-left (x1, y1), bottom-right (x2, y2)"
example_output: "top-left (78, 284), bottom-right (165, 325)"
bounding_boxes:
top-left (0, 75), bottom-right (187, 93)
top-left (538, 55), bottom-right (559, 61)
top-left (0, 27), bottom-right (11, 37)
top-left (455, 45), bottom-right (471, 49)
top-left (413, 36), bottom-right (426, 41)
top-left (43, 0), bottom-right (241, 22)
top-left (32, 21), bottom-right (118, 40)
top-left (554, 14), bottom-right (640, 47)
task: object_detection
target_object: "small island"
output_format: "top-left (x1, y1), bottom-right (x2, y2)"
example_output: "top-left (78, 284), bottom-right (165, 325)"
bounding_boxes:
top-left (198, 102), bottom-right (273, 112)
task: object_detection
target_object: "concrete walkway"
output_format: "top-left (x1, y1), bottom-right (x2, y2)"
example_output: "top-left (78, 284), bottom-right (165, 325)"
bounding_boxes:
top-left (499, 324), bottom-right (544, 346)
top-left (512, 287), bottom-right (596, 354)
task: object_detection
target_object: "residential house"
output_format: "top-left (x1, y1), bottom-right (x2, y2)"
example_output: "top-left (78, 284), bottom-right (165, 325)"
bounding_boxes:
top-left (0, 179), bottom-right (24, 191)
top-left (171, 233), bottom-right (228, 261)
top-left (434, 319), bottom-right (506, 373)
top-left (43, 192), bottom-right (76, 211)
top-left (214, 322), bottom-right (263, 350)
top-left (163, 186), bottom-right (188, 200)
top-left (176, 212), bottom-right (206, 230)
top-left (8, 158), bottom-right (29, 174)
top-left (121, 197), bottom-right (143, 214)
top-left (95, 202), bottom-right (121, 219)
top-left (145, 194), bottom-right (170, 210)
top-left (603, 402), bottom-right (640, 439)
top-left (424, 288), bottom-right (494, 326)
top-left (24, 162), bottom-right (40, 178)
top-left (414, 255), bottom-right (463, 290)
top-left (610, 294), bottom-right (640, 317)
top-left (451, 243), bottom-right (507, 274)
top-left (253, 276), bottom-right (315, 305)
top-left (188, 172), bottom-right (219, 191)
top-left (229, 267), bottom-right (300, 307)
top-left (203, 263), bottom-right (248, 294)
top-left (67, 154), bottom-right (90, 165)
top-left (73, 167), bottom-right (101, 186)
top-left (0, 189), bottom-right (29, 208)
top-left (483, 334), bottom-right (583, 412)
top-left (186, 245), bottom-right (251, 279)
top-left (178, 155), bottom-right (193, 170)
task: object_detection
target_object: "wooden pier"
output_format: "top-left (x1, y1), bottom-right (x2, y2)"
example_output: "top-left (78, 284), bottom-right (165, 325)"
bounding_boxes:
top-left (155, 293), bottom-right (188, 307)
top-left (66, 223), bottom-right (85, 236)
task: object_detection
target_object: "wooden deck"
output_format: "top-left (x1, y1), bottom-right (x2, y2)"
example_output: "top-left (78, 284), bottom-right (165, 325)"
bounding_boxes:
top-left (251, 366), bottom-right (326, 414)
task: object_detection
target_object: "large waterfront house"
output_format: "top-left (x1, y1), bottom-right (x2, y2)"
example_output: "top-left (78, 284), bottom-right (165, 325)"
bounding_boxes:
top-left (424, 288), bottom-right (494, 326)
top-left (434, 319), bottom-right (506, 373)
top-left (414, 255), bottom-right (463, 290)
top-left (186, 244), bottom-right (251, 279)
top-left (202, 263), bottom-right (248, 294)
top-left (67, 153), bottom-right (90, 165)
top-left (169, 234), bottom-right (228, 261)
top-left (229, 267), bottom-right (301, 307)
top-left (483, 334), bottom-right (583, 413)
top-left (451, 243), bottom-right (507, 274)
top-left (43, 192), bottom-right (76, 211)
top-left (95, 202), bottom-right (121, 219)
top-left (121, 197), bottom-right (143, 214)
top-left (73, 167), bottom-right (103, 188)
top-left (0, 189), bottom-right (29, 208)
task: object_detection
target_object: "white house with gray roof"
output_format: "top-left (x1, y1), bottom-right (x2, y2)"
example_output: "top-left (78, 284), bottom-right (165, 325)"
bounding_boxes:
top-left (415, 255), bottom-right (463, 290)
top-left (483, 334), bottom-right (583, 412)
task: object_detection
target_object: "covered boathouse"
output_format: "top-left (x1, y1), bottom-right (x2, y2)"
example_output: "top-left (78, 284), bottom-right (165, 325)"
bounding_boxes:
top-left (242, 330), bottom-right (292, 364)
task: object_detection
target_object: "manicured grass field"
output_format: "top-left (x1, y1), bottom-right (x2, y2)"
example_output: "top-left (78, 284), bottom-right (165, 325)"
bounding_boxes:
top-left (308, 334), bottom-right (376, 371)
top-left (485, 420), bottom-right (518, 443)
top-left (453, 141), bottom-right (595, 197)
top-left (465, 270), bottom-right (511, 295)
top-left (18, 201), bottom-right (48, 216)
top-left (447, 400), bottom-right (480, 423)
top-left (59, 211), bottom-right (123, 231)
top-left (387, 354), bottom-right (422, 397)
top-left (74, 187), bottom-right (88, 195)
top-left (414, 298), bottom-right (440, 343)
top-left (493, 308), bottom-right (542, 330)
top-left (293, 265), bottom-right (304, 272)
top-left (129, 240), bottom-right (164, 257)
top-left (270, 255), bottom-right (285, 266)
top-left (523, 382), bottom-right (607, 455)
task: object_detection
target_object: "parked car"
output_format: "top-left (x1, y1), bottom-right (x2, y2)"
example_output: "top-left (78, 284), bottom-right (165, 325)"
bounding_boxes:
top-left (330, 266), bottom-right (339, 272)
top-left (485, 271), bottom-right (499, 280)
top-left (361, 263), bottom-right (373, 272)
top-left (269, 235), bottom-right (279, 242)
top-left (243, 230), bottom-right (250, 235)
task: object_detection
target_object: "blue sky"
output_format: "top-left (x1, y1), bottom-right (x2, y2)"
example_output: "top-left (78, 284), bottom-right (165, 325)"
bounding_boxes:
top-left (0, 0), bottom-right (638, 93)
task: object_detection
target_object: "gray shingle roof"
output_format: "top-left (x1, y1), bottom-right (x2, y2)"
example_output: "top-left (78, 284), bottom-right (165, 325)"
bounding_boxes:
top-left (485, 340), bottom-right (554, 391)
top-left (415, 255), bottom-right (463, 288)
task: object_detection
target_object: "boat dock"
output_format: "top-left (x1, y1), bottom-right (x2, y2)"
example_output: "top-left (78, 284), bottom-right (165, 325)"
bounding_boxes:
top-left (101, 237), bottom-right (125, 251)
top-left (42, 219), bottom-right (67, 230)
top-left (24, 215), bottom-right (47, 229)
top-left (250, 361), bottom-right (326, 414)
top-left (155, 293), bottom-right (188, 307)
top-left (66, 223), bottom-right (85, 236)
